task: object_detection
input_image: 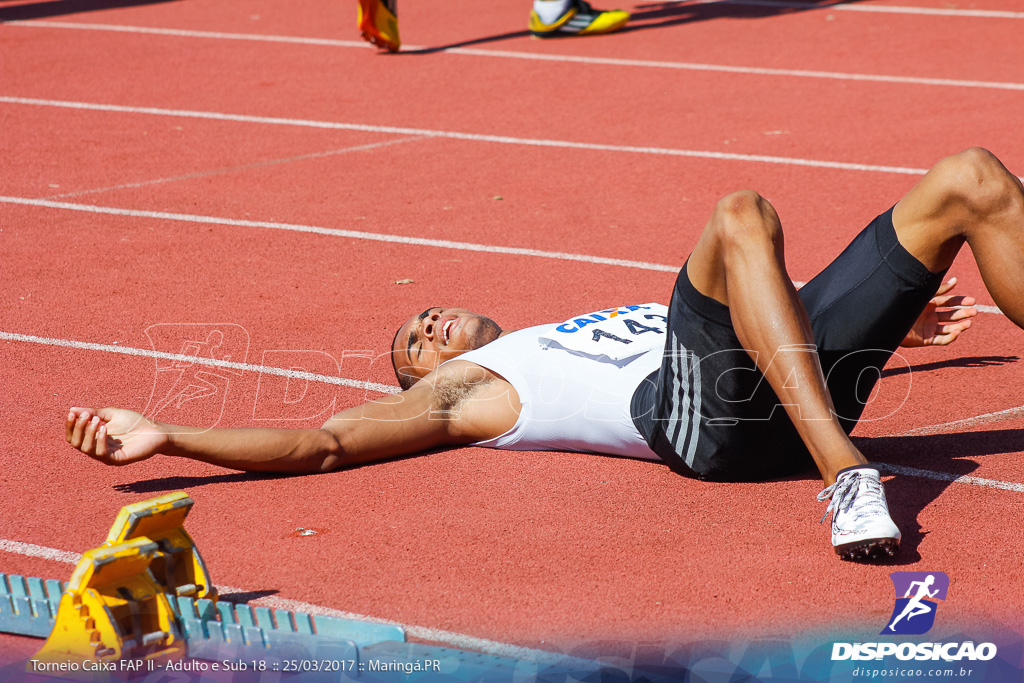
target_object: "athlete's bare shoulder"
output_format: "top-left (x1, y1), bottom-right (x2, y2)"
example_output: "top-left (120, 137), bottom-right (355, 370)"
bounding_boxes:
top-left (424, 359), bottom-right (521, 442)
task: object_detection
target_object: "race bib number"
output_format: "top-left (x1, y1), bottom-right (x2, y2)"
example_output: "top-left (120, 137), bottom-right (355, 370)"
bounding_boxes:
top-left (539, 304), bottom-right (669, 362)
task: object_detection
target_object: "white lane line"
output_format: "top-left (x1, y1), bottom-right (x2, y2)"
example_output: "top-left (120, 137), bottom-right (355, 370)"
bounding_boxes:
top-left (0, 331), bottom-right (401, 395)
top-left (0, 20), bottom-right (375, 46)
top-left (707, 0), bottom-right (1024, 19)
top-left (0, 542), bottom-right (582, 665)
top-left (875, 462), bottom-right (1024, 493)
top-left (5, 21), bottom-right (1023, 92)
top-left (0, 195), bottom-right (1010, 318)
top-left (47, 136), bottom-right (427, 200)
top-left (434, 49), bottom-right (1024, 92)
top-left (0, 540), bottom-right (82, 565)
top-left (0, 97), bottom-right (934, 175)
top-left (0, 196), bottom-right (683, 272)
top-left (894, 404), bottom-right (1024, 437)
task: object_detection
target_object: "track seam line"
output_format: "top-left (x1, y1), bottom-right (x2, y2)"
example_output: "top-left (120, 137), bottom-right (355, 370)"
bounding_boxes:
top-left (0, 541), bottom-right (582, 665)
top-left (4, 22), bottom-right (1023, 91)
top-left (46, 136), bottom-right (427, 200)
top-left (0, 196), bottom-right (1007, 315)
top-left (890, 404), bottom-right (1024, 437)
top-left (0, 97), bottom-right (935, 175)
top-left (0, 196), bottom-right (685, 272)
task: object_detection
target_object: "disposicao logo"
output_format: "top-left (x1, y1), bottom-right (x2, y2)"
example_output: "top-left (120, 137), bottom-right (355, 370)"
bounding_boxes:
top-left (831, 571), bottom-right (998, 663)
top-left (883, 571), bottom-right (949, 635)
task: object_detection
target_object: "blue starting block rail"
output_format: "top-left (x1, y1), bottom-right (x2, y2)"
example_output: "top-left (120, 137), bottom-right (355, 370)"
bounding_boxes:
top-left (173, 595), bottom-right (404, 664)
top-left (0, 573), bottom-right (65, 638)
top-left (1, 573), bottom-right (604, 681)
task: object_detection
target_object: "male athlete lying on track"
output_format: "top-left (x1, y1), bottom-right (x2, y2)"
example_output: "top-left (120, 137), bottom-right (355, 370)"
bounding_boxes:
top-left (66, 148), bottom-right (1024, 561)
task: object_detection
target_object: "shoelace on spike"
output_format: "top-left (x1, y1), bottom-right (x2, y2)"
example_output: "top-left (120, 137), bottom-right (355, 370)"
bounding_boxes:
top-left (817, 471), bottom-right (886, 524)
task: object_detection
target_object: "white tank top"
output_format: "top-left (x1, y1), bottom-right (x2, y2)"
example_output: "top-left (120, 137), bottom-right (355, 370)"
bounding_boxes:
top-left (450, 304), bottom-right (667, 461)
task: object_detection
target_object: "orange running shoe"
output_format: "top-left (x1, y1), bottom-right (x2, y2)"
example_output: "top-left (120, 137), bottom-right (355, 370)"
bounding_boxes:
top-left (358, 0), bottom-right (400, 52)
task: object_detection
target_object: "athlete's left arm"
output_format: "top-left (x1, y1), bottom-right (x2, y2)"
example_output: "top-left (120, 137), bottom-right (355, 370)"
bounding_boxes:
top-left (900, 277), bottom-right (979, 348)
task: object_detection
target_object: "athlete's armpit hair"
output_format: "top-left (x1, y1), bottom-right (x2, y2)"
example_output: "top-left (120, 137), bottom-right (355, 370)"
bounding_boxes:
top-left (431, 372), bottom-right (493, 418)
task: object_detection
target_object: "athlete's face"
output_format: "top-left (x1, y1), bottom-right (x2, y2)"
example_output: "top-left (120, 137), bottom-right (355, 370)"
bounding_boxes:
top-left (392, 307), bottom-right (503, 387)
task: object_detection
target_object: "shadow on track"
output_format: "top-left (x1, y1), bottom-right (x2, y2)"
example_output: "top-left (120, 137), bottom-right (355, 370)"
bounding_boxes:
top-left (111, 450), bottom-right (432, 494)
top-left (854, 428), bottom-right (1024, 563)
top-left (217, 588), bottom-right (281, 603)
top-left (0, 0), bottom-right (179, 22)
top-left (112, 471), bottom-right (287, 493)
top-left (402, 0), bottom-right (870, 54)
top-left (882, 355), bottom-right (1019, 378)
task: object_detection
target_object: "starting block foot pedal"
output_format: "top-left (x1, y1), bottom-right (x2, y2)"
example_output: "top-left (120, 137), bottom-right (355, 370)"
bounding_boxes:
top-left (104, 491), bottom-right (216, 601)
top-left (31, 538), bottom-right (185, 675)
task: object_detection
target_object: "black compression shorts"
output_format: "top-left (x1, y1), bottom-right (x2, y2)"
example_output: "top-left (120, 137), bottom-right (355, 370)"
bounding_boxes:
top-left (631, 207), bottom-right (946, 482)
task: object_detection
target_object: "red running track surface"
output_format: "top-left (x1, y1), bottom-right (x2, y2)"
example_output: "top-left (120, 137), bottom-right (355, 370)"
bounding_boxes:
top-left (1, 0), bottom-right (1022, 663)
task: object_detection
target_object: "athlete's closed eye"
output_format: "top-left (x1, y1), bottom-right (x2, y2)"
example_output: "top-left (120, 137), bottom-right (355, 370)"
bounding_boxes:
top-left (408, 307), bottom-right (436, 364)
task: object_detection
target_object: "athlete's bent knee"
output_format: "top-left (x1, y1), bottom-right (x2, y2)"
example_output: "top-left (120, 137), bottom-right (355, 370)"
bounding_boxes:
top-left (711, 190), bottom-right (782, 246)
top-left (931, 147), bottom-right (1022, 217)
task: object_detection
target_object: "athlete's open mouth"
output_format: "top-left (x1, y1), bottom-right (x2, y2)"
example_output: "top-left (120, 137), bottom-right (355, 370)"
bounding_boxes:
top-left (442, 318), bottom-right (456, 345)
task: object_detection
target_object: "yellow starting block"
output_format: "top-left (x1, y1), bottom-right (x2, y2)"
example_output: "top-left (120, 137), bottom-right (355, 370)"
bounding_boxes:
top-left (32, 538), bottom-right (185, 674)
top-left (30, 492), bottom-right (215, 677)
top-left (103, 491), bottom-right (216, 601)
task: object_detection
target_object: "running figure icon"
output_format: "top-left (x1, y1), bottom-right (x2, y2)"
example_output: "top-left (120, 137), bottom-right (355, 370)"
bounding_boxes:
top-left (888, 574), bottom-right (939, 632)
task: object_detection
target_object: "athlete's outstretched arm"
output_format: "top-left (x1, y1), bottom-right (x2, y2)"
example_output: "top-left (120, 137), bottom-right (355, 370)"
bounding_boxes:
top-left (67, 379), bottom-right (458, 474)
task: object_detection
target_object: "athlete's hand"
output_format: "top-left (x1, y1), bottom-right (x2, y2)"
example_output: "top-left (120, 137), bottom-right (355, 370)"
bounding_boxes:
top-left (66, 407), bottom-right (168, 466)
top-left (900, 277), bottom-right (978, 348)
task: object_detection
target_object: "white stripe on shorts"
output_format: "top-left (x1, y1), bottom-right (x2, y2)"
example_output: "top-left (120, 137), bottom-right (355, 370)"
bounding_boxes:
top-left (685, 354), bottom-right (702, 468)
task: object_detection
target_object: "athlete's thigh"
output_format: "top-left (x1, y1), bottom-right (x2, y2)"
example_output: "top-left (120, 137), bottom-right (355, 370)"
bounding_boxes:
top-left (798, 207), bottom-right (945, 430)
top-left (641, 262), bottom-right (811, 482)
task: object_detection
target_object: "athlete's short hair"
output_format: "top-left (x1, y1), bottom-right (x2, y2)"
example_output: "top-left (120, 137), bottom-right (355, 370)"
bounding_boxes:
top-left (391, 323), bottom-right (418, 391)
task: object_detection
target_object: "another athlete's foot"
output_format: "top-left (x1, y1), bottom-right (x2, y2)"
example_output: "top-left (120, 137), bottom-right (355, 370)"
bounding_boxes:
top-left (358, 0), bottom-right (400, 52)
top-left (529, 0), bottom-right (629, 38)
top-left (817, 466), bottom-right (901, 561)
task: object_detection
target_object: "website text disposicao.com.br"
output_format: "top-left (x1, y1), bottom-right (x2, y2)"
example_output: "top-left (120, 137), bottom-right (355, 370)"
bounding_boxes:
top-left (851, 666), bottom-right (981, 678)
top-left (837, 641), bottom-right (997, 679)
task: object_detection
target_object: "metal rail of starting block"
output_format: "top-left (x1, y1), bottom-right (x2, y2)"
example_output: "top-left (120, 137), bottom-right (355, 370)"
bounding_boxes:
top-left (0, 572), bottom-right (64, 638)
top-left (2, 573), bottom-right (603, 681)
top-left (1, 571), bottom-right (403, 663)
top-left (0, 493), bottom-right (606, 681)
top-left (173, 594), bottom-right (404, 663)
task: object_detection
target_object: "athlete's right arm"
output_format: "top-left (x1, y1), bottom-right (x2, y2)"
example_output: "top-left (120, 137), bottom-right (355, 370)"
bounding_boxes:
top-left (65, 386), bottom-right (443, 474)
top-left (66, 362), bottom-right (517, 474)
top-left (65, 389), bottom-right (450, 474)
